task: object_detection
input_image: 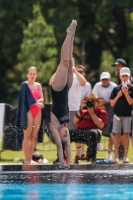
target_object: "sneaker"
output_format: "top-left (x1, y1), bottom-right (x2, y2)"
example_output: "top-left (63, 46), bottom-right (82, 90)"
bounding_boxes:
top-left (97, 142), bottom-right (103, 151)
top-left (53, 157), bottom-right (60, 164)
top-left (123, 157), bottom-right (129, 164)
top-left (89, 158), bottom-right (96, 164)
top-left (59, 165), bottom-right (69, 169)
top-left (106, 154), bottom-right (112, 161)
top-left (113, 157), bottom-right (119, 163)
top-left (80, 154), bottom-right (87, 160)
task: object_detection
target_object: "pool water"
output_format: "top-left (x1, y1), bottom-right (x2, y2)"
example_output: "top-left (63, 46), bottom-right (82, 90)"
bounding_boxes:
top-left (0, 183), bottom-right (133, 200)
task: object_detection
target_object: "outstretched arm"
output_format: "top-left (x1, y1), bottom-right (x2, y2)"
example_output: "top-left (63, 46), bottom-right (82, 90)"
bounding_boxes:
top-left (73, 67), bottom-right (86, 86)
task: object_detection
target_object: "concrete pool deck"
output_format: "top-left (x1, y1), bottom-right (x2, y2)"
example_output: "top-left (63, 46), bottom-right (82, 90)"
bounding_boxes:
top-left (0, 163), bottom-right (133, 184)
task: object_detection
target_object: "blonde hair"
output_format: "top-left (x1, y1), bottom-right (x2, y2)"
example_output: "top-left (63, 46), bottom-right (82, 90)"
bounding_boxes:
top-left (27, 66), bottom-right (38, 74)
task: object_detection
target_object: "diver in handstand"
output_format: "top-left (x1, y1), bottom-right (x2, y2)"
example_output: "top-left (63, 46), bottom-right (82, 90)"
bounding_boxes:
top-left (49, 20), bottom-right (77, 168)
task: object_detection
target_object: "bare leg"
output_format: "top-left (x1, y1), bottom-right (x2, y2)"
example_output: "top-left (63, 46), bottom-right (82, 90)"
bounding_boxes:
top-left (52, 20), bottom-right (77, 91)
top-left (22, 111), bottom-right (41, 164)
top-left (114, 133), bottom-right (121, 158)
top-left (75, 143), bottom-right (82, 157)
top-left (67, 35), bottom-right (74, 89)
top-left (108, 136), bottom-right (114, 154)
top-left (23, 111), bottom-right (33, 164)
top-left (28, 112), bottom-right (41, 161)
top-left (123, 132), bottom-right (130, 158)
top-left (50, 114), bottom-right (64, 163)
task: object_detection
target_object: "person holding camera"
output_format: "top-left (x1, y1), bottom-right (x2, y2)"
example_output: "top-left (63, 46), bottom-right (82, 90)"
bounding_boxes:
top-left (110, 67), bottom-right (133, 163)
top-left (92, 71), bottom-right (117, 160)
top-left (70, 93), bottom-right (108, 163)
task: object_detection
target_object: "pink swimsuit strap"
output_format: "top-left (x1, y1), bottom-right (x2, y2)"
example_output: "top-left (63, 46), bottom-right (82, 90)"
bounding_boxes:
top-left (29, 87), bottom-right (40, 100)
top-left (29, 86), bottom-right (41, 118)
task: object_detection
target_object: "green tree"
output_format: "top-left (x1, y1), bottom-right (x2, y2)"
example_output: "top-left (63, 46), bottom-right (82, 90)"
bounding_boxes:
top-left (17, 4), bottom-right (57, 86)
top-left (0, 0), bottom-right (37, 103)
top-left (40, 0), bottom-right (133, 84)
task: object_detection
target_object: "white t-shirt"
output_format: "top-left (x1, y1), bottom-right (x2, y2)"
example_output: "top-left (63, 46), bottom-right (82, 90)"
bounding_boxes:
top-left (68, 74), bottom-right (81, 111)
top-left (81, 82), bottom-right (91, 100)
top-left (92, 81), bottom-right (117, 101)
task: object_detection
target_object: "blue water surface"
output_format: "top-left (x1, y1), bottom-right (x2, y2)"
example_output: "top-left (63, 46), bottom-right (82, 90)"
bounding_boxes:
top-left (0, 183), bottom-right (133, 200)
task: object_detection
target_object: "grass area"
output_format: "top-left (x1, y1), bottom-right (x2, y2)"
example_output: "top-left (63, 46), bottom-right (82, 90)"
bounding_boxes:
top-left (0, 134), bottom-right (133, 163)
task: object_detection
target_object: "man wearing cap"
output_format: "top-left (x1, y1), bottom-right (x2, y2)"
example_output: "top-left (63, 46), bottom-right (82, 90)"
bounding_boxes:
top-left (110, 67), bottom-right (133, 163)
top-left (70, 93), bottom-right (108, 163)
top-left (92, 71), bottom-right (117, 160)
top-left (112, 58), bottom-right (133, 84)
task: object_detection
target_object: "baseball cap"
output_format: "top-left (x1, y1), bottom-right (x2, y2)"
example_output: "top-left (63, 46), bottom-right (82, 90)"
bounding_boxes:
top-left (120, 67), bottom-right (130, 76)
top-left (100, 72), bottom-right (111, 80)
top-left (112, 58), bottom-right (127, 66)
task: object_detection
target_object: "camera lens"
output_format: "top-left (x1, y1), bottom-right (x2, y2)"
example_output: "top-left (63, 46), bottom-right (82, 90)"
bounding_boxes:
top-left (86, 100), bottom-right (94, 108)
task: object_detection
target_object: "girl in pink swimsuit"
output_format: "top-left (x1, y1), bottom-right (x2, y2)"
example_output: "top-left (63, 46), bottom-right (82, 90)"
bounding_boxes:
top-left (29, 87), bottom-right (41, 118)
top-left (22, 66), bottom-right (44, 164)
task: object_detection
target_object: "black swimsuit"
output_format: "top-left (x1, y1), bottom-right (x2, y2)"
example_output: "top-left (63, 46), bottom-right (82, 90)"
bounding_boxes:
top-left (51, 85), bottom-right (70, 125)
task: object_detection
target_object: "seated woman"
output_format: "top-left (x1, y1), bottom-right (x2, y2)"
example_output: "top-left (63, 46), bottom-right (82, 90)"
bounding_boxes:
top-left (70, 93), bottom-right (108, 163)
top-left (49, 20), bottom-right (77, 168)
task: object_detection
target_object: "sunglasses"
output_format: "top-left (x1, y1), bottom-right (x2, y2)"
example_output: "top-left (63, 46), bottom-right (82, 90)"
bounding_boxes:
top-left (77, 71), bottom-right (84, 74)
top-left (102, 79), bottom-right (109, 81)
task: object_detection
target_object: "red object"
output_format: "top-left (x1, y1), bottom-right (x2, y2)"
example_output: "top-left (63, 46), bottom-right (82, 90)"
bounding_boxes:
top-left (29, 87), bottom-right (40, 117)
top-left (76, 107), bottom-right (108, 130)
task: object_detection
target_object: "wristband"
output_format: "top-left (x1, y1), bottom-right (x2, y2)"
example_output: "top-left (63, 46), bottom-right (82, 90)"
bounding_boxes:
top-left (75, 112), bottom-right (82, 119)
top-left (79, 109), bottom-right (82, 115)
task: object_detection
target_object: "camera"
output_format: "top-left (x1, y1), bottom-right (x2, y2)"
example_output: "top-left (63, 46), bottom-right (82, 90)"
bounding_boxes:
top-left (86, 100), bottom-right (94, 108)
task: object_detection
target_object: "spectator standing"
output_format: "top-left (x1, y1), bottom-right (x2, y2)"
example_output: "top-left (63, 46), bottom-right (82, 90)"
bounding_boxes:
top-left (111, 58), bottom-right (133, 159)
top-left (75, 65), bottom-right (91, 162)
top-left (16, 66), bottom-right (44, 164)
top-left (68, 61), bottom-right (86, 163)
top-left (92, 71), bottom-right (117, 160)
top-left (110, 67), bottom-right (133, 163)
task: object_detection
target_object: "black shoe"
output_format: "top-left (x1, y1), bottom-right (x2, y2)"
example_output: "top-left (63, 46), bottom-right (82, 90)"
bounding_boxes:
top-left (74, 156), bottom-right (81, 164)
top-left (87, 157), bottom-right (96, 163)
top-left (80, 154), bottom-right (87, 160)
top-left (118, 145), bottom-right (124, 160)
top-left (90, 158), bottom-right (96, 163)
top-left (53, 157), bottom-right (60, 164)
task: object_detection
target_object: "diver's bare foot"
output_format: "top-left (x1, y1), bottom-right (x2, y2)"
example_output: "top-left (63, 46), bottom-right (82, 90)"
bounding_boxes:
top-left (66, 20), bottom-right (77, 34)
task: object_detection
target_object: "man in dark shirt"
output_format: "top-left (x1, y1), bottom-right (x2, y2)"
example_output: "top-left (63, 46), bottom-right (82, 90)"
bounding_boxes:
top-left (111, 58), bottom-right (133, 159)
top-left (112, 58), bottom-right (133, 84)
top-left (110, 67), bottom-right (133, 163)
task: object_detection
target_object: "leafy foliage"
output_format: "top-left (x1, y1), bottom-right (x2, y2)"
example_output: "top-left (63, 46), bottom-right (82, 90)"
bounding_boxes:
top-left (0, 0), bottom-right (36, 103)
top-left (17, 4), bottom-right (57, 86)
top-left (1, 0), bottom-right (133, 103)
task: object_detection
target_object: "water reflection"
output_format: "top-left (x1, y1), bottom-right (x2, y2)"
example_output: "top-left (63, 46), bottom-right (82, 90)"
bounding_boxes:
top-left (0, 183), bottom-right (133, 200)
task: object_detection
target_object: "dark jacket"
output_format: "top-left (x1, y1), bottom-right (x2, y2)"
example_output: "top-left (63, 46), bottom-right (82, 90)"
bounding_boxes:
top-left (15, 82), bottom-right (36, 149)
top-left (16, 82), bottom-right (36, 129)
